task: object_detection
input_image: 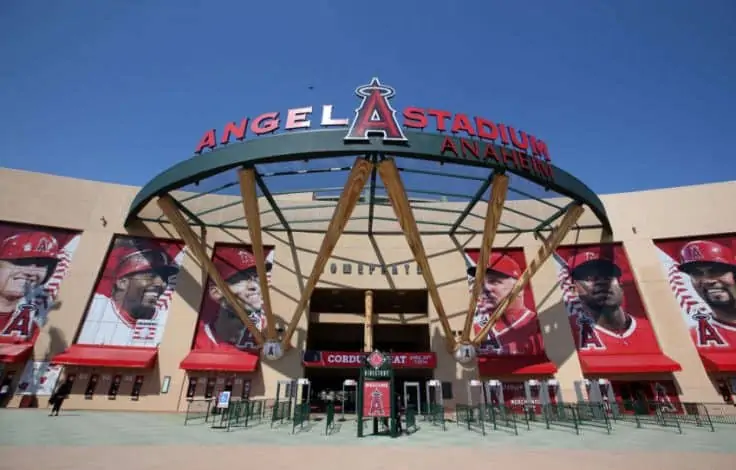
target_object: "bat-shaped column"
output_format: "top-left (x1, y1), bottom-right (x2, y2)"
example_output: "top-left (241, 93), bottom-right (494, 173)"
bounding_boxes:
top-left (239, 168), bottom-right (278, 342)
top-left (460, 173), bottom-right (509, 343)
top-left (472, 203), bottom-right (585, 347)
top-left (377, 158), bottom-right (456, 352)
top-left (280, 157), bottom-right (374, 350)
top-left (158, 194), bottom-right (265, 346)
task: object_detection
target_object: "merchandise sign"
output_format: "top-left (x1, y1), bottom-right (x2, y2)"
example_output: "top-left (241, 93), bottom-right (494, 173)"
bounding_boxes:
top-left (301, 350), bottom-right (437, 369)
top-left (194, 78), bottom-right (553, 179)
top-left (217, 390), bottom-right (231, 409)
top-left (362, 380), bottom-right (391, 418)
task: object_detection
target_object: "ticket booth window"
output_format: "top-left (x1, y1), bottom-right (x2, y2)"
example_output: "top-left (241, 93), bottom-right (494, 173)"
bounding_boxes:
top-left (85, 374), bottom-right (99, 399)
top-left (204, 377), bottom-right (215, 399)
top-left (131, 375), bottom-right (144, 401)
top-left (186, 377), bottom-right (197, 399)
top-left (225, 376), bottom-right (234, 393)
top-left (108, 375), bottom-right (122, 399)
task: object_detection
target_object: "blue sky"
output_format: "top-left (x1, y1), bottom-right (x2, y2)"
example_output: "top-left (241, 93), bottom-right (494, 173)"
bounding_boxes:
top-left (1, 0), bottom-right (735, 196)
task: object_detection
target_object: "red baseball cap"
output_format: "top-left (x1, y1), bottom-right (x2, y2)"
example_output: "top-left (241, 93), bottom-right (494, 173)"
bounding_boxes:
top-left (679, 240), bottom-right (736, 274)
top-left (467, 252), bottom-right (521, 279)
top-left (111, 243), bottom-right (178, 279)
top-left (566, 249), bottom-right (621, 278)
top-left (213, 246), bottom-right (272, 282)
top-left (0, 231), bottom-right (59, 262)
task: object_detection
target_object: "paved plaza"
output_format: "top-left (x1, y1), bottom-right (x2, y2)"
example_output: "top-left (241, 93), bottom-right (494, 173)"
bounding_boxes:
top-left (0, 409), bottom-right (734, 469)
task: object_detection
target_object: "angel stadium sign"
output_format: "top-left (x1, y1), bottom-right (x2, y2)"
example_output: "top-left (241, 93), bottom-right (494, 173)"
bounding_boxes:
top-left (194, 78), bottom-right (554, 179)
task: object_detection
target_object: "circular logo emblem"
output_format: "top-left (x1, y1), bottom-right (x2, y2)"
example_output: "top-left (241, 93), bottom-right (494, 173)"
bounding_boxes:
top-left (262, 340), bottom-right (284, 361)
top-left (454, 343), bottom-right (477, 364)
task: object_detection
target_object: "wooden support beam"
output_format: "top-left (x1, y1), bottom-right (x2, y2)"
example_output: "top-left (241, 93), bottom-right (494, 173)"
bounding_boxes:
top-left (472, 203), bottom-right (584, 346)
top-left (461, 173), bottom-right (509, 342)
top-left (377, 159), bottom-right (456, 352)
top-left (364, 290), bottom-right (373, 352)
top-left (238, 168), bottom-right (277, 341)
top-left (280, 158), bottom-right (374, 350)
top-left (158, 194), bottom-right (265, 346)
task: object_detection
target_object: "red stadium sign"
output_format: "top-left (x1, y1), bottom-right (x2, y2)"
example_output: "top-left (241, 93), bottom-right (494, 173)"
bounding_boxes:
top-left (194, 78), bottom-right (553, 171)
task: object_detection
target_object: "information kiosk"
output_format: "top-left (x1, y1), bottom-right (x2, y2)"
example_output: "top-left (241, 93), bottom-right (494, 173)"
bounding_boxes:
top-left (357, 350), bottom-right (398, 438)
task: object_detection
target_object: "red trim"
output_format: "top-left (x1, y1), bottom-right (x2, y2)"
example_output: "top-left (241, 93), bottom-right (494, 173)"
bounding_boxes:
top-left (180, 351), bottom-right (259, 372)
top-left (579, 354), bottom-right (681, 375)
top-left (52, 344), bottom-right (158, 368)
top-left (699, 351), bottom-right (736, 373)
top-left (477, 355), bottom-right (557, 376)
top-left (0, 343), bottom-right (33, 363)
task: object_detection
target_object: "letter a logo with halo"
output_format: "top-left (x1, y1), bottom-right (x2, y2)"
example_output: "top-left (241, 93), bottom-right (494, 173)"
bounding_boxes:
top-left (366, 350), bottom-right (387, 369)
top-left (344, 78), bottom-right (408, 143)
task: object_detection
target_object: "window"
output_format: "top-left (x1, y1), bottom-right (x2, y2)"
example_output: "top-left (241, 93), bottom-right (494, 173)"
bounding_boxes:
top-left (84, 374), bottom-right (99, 399)
top-left (108, 374), bottom-right (122, 399)
top-left (441, 382), bottom-right (453, 400)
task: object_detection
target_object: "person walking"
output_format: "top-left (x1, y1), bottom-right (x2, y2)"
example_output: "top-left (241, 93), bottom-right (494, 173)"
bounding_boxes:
top-left (48, 379), bottom-right (72, 416)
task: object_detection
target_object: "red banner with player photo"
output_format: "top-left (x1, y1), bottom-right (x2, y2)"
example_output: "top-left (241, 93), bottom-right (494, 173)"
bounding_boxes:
top-left (75, 236), bottom-right (185, 348)
top-left (362, 380), bottom-right (391, 417)
top-left (0, 222), bottom-right (81, 356)
top-left (655, 235), bottom-right (736, 373)
top-left (552, 243), bottom-right (680, 375)
top-left (181, 243), bottom-right (274, 372)
top-left (464, 248), bottom-right (555, 375)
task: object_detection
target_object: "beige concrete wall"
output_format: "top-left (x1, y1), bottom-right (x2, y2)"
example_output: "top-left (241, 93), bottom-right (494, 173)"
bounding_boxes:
top-left (0, 168), bottom-right (734, 410)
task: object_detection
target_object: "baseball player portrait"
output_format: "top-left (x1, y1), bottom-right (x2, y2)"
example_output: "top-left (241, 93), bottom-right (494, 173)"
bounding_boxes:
top-left (193, 245), bottom-right (274, 352)
top-left (465, 250), bottom-right (545, 356)
top-left (554, 245), bottom-right (660, 353)
top-left (76, 237), bottom-right (184, 347)
top-left (657, 238), bottom-right (736, 348)
top-left (0, 227), bottom-right (80, 343)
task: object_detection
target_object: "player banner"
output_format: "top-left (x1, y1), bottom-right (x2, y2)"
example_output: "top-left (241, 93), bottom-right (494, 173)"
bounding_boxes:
top-left (362, 380), bottom-right (390, 417)
top-left (15, 360), bottom-right (62, 396)
top-left (191, 244), bottom-right (274, 352)
top-left (464, 248), bottom-right (547, 356)
top-left (655, 236), bottom-right (736, 351)
top-left (552, 244), bottom-right (664, 354)
top-left (76, 236), bottom-right (185, 347)
top-left (0, 223), bottom-right (81, 345)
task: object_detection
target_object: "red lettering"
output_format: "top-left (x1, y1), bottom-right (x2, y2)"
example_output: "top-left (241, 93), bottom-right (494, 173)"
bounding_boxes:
top-left (451, 114), bottom-right (476, 136)
top-left (220, 119), bottom-right (248, 145)
top-left (1, 304), bottom-right (35, 337)
top-left (501, 147), bottom-right (518, 167)
top-left (460, 139), bottom-right (480, 158)
top-left (696, 317), bottom-right (726, 347)
top-left (535, 139), bottom-right (551, 161)
top-left (475, 117), bottom-right (499, 141)
top-left (498, 124), bottom-right (510, 145)
top-left (508, 127), bottom-right (529, 151)
top-left (251, 112), bottom-right (280, 135)
top-left (483, 144), bottom-right (501, 163)
top-left (194, 129), bottom-right (217, 154)
top-left (427, 109), bottom-right (452, 132)
top-left (345, 85), bottom-right (406, 141)
top-left (517, 152), bottom-right (532, 172)
top-left (528, 134), bottom-right (540, 156)
top-left (439, 136), bottom-right (459, 156)
top-left (579, 321), bottom-right (605, 350)
top-left (537, 160), bottom-right (553, 179)
top-left (402, 107), bottom-right (428, 129)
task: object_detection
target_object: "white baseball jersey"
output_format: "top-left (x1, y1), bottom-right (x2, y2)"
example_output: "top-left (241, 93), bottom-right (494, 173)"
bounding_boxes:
top-left (76, 294), bottom-right (165, 347)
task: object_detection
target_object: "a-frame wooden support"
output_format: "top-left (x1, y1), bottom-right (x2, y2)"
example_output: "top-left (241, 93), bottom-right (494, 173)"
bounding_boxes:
top-left (377, 158), bottom-right (456, 352)
top-left (471, 203), bottom-right (585, 346)
top-left (158, 194), bottom-right (265, 346)
top-left (238, 168), bottom-right (278, 341)
top-left (279, 157), bottom-right (374, 350)
top-left (460, 173), bottom-right (509, 343)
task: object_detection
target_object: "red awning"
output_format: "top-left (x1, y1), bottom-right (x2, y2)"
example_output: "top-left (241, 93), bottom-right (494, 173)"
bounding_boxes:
top-left (579, 354), bottom-right (681, 375)
top-left (0, 343), bottom-right (33, 363)
top-left (478, 355), bottom-right (558, 376)
top-left (180, 351), bottom-right (259, 372)
top-left (52, 345), bottom-right (158, 368)
top-left (699, 352), bottom-right (736, 373)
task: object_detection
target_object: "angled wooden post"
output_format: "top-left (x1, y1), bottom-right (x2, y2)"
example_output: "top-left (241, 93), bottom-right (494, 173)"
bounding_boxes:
top-left (471, 203), bottom-right (585, 346)
top-left (239, 168), bottom-right (277, 341)
top-left (158, 194), bottom-right (265, 346)
top-left (461, 173), bottom-right (509, 342)
top-left (377, 158), bottom-right (456, 352)
top-left (280, 157), bottom-right (374, 350)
